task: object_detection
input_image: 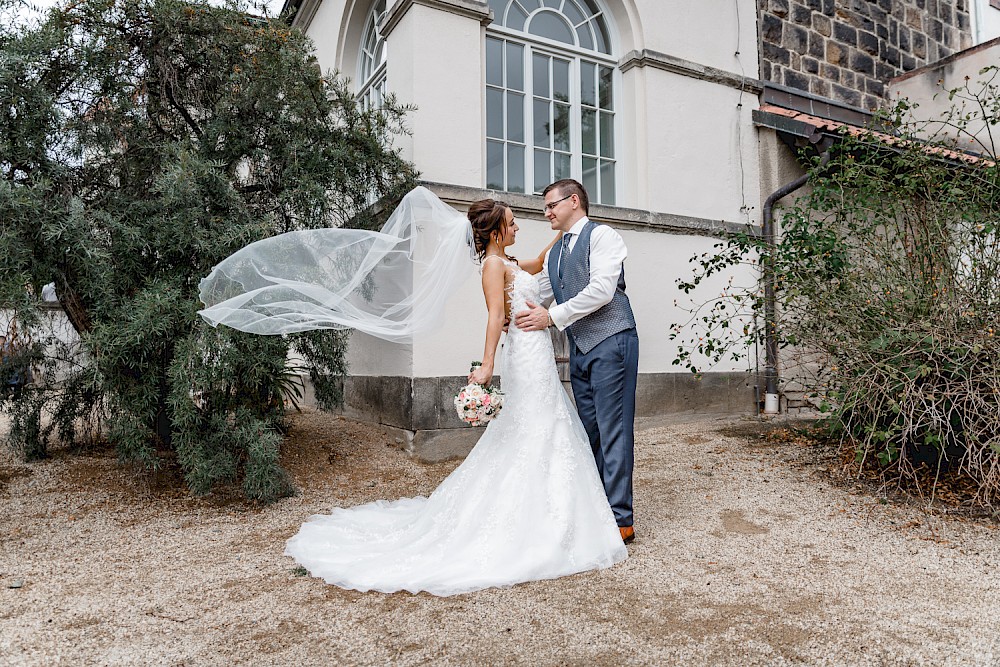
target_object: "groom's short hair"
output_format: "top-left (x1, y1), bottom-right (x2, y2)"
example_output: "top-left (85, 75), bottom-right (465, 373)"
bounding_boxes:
top-left (544, 179), bottom-right (589, 215)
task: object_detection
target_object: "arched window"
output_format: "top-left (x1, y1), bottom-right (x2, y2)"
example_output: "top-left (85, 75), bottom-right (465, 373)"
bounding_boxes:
top-left (485, 0), bottom-right (617, 205)
top-left (358, 0), bottom-right (387, 110)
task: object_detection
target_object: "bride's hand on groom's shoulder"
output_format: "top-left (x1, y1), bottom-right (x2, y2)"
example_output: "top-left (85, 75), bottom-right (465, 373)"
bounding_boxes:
top-left (514, 301), bottom-right (549, 332)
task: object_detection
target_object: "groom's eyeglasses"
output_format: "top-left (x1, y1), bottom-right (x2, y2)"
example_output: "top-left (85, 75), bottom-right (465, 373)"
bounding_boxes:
top-left (543, 194), bottom-right (573, 212)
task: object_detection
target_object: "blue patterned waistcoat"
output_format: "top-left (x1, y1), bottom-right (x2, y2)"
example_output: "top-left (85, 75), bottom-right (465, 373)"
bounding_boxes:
top-left (547, 221), bottom-right (636, 354)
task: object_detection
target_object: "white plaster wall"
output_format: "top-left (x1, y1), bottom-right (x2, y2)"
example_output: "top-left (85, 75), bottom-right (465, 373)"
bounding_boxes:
top-left (344, 331), bottom-right (413, 375)
top-left (621, 227), bottom-right (754, 374)
top-left (633, 0), bottom-right (759, 76)
top-left (411, 214), bottom-right (755, 377)
top-left (973, 0), bottom-right (1000, 44)
top-left (888, 41), bottom-right (1000, 155)
top-left (412, 257), bottom-right (490, 378)
top-left (640, 71), bottom-right (760, 225)
top-left (384, 4), bottom-right (485, 188)
top-left (1, 308), bottom-right (85, 383)
top-left (305, 0), bottom-right (348, 74)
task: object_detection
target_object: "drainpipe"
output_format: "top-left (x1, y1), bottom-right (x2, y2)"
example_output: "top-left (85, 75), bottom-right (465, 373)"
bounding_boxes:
top-left (760, 149), bottom-right (831, 414)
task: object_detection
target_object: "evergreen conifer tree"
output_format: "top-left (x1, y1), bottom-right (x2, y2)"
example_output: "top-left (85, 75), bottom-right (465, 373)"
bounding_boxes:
top-left (0, 0), bottom-right (416, 501)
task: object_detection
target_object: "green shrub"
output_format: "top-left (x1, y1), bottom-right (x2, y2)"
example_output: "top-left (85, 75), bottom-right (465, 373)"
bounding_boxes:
top-left (675, 81), bottom-right (1000, 503)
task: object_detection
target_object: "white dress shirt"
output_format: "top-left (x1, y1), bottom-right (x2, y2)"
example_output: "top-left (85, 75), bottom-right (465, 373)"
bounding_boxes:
top-left (536, 217), bottom-right (628, 331)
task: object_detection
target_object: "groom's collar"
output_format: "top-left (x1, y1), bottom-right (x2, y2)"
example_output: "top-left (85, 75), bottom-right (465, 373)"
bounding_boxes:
top-left (566, 217), bottom-right (590, 236)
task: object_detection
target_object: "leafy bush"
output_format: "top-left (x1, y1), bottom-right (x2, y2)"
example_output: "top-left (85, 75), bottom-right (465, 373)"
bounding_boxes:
top-left (675, 79), bottom-right (1000, 503)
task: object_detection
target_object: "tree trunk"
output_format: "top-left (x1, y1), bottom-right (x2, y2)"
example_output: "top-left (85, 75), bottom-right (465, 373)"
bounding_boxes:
top-left (55, 274), bottom-right (91, 336)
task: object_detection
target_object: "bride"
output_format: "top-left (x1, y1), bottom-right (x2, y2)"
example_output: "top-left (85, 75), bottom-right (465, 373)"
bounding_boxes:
top-left (199, 188), bottom-right (627, 596)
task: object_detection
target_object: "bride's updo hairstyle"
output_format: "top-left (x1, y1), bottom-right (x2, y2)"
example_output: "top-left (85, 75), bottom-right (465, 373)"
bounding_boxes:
top-left (468, 198), bottom-right (513, 262)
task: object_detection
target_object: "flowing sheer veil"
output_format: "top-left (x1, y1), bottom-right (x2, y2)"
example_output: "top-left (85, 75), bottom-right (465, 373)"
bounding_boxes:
top-left (197, 186), bottom-right (477, 342)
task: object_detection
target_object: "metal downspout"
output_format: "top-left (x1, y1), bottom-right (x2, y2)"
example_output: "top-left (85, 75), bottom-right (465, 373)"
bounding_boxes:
top-left (760, 149), bottom-right (832, 414)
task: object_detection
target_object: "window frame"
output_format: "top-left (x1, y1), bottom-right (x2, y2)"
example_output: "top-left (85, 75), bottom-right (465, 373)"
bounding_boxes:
top-left (485, 3), bottom-right (620, 205)
top-left (357, 0), bottom-right (388, 111)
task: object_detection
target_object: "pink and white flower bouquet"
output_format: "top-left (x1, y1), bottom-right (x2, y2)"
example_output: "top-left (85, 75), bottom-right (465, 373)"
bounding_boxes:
top-left (454, 362), bottom-right (504, 426)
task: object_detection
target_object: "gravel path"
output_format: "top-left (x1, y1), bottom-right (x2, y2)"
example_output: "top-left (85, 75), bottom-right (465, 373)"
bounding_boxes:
top-left (1, 410), bottom-right (998, 666)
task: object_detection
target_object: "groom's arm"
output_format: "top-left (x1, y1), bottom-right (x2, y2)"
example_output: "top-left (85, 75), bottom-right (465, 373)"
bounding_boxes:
top-left (547, 225), bottom-right (627, 331)
top-left (536, 249), bottom-right (554, 306)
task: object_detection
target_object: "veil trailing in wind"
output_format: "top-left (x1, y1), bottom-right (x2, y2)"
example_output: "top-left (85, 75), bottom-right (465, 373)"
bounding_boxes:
top-left (197, 186), bottom-right (478, 342)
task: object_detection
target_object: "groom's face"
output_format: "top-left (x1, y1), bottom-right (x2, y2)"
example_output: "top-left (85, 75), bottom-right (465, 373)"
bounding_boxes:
top-left (543, 188), bottom-right (582, 232)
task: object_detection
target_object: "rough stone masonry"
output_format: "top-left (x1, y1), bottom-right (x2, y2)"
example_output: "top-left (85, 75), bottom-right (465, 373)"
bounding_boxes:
top-left (759, 0), bottom-right (974, 110)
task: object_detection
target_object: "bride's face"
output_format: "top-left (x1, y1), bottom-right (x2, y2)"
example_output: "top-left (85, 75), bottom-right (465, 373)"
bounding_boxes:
top-left (496, 208), bottom-right (518, 248)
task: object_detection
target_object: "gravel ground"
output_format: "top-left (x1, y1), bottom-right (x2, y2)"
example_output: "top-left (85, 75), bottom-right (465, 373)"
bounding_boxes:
top-left (1, 410), bottom-right (999, 666)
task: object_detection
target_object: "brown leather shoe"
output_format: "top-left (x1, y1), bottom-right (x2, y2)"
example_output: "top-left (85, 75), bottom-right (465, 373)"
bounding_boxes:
top-left (619, 526), bottom-right (635, 544)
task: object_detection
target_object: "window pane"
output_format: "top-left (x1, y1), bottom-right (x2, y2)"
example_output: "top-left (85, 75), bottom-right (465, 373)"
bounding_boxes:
top-left (554, 152), bottom-right (571, 180)
top-left (533, 53), bottom-right (550, 98)
top-left (582, 156), bottom-right (598, 196)
top-left (563, 1), bottom-right (585, 27)
top-left (487, 0), bottom-right (505, 18)
top-left (507, 92), bottom-right (524, 143)
top-left (594, 20), bottom-right (609, 54)
top-left (519, 0), bottom-right (540, 10)
top-left (529, 11), bottom-right (575, 44)
top-left (581, 62), bottom-right (596, 107)
top-left (508, 144), bottom-right (525, 193)
top-left (576, 24), bottom-right (594, 51)
top-left (542, 0), bottom-right (560, 8)
top-left (506, 42), bottom-right (524, 91)
top-left (534, 149), bottom-right (551, 193)
top-left (553, 59), bottom-right (570, 102)
top-left (534, 98), bottom-right (550, 148)
top-left (554, 102), bottom-right (570, 152)
top-left (581, 108), bottom-right (596, 155)
top-left (599, 65), bottom-right (613, 110)
top-left (487, 140), bottom-right (504, 190)
top-left (487, 87), bottom-right (504, 139)
top-left (600, 111), bottom-right (614, 158)
top-left (506, 4), bottom-right (527, 31)
top-left (600, 160), bottom-right (615, 204)
top-left (486, 38), bottom-right (503, 87)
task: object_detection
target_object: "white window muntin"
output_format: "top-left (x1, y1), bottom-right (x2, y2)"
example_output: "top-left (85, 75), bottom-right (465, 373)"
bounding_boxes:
top-left (486, 35), bottom-right (618, 204)
top-left (487, 0), bottom-right (616, 56)
top-left (487, 23), bottom-right (617, 62)
top-left (357, 0), bottom-right (388, 110)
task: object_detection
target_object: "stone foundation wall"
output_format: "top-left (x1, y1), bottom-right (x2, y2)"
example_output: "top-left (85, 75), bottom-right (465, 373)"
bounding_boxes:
top-left (759, 0), bottom-right (973, 109)
top-left (329, 372), bottom-right (757, 461)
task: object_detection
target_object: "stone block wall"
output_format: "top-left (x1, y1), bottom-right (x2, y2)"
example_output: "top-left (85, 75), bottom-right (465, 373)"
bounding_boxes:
top-left (759, 0), bottom-right (973, 109)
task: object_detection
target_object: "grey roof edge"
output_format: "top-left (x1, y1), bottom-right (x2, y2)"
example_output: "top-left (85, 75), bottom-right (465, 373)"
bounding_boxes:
top-left (762, 82), bottom-right (873, 127)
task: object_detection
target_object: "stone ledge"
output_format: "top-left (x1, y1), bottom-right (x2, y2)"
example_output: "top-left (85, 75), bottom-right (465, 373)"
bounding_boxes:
top-left (423, 181), bottom-right (757, 238)
top-left (619, 49), bottom-right (763, 95)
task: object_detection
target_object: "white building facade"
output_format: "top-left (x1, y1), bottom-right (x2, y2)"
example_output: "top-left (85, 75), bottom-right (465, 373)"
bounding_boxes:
top-left (287, 0), bottom-right (763, 457)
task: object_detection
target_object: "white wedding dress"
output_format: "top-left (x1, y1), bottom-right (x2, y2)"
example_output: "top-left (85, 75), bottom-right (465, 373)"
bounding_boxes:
top-left (284, 260), bottom-right (627, 596)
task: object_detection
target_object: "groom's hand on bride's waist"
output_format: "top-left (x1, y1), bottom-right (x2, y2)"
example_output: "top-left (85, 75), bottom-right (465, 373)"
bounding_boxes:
top-left (515, 301), bottom-right (551, 332)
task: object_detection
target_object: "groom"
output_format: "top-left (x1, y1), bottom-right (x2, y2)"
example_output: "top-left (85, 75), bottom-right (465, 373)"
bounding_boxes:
top-left (515, 179), bottom-right (639, 544)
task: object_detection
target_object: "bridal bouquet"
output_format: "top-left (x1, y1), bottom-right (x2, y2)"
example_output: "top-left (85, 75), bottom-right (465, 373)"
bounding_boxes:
top-left (454, 362), bottom-right (504, 426)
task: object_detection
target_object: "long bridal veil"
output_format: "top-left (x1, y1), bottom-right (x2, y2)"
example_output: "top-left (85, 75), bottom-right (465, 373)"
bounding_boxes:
top-left (197, 186), bottom-right (477, 342)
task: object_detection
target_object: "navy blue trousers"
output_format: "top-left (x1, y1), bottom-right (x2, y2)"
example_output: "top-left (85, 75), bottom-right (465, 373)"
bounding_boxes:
top-left (569, 329), bottom-right (639, 528)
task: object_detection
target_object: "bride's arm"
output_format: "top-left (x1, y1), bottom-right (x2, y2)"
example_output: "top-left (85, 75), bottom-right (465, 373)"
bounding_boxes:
top-left (517, 231), bottom-right (563, 275)
top-left (469, 258), bottom-right (506, 386)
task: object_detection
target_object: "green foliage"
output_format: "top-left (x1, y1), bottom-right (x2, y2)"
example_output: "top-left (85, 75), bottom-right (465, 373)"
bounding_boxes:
top-left (675, 74), bottom-right (1000, 503)
top-left (0, 0), bottom-right (417, 501)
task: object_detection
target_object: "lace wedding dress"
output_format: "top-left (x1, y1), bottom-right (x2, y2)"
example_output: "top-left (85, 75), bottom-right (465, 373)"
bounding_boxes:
top-left (284, 259), bottom-right (627, 596)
